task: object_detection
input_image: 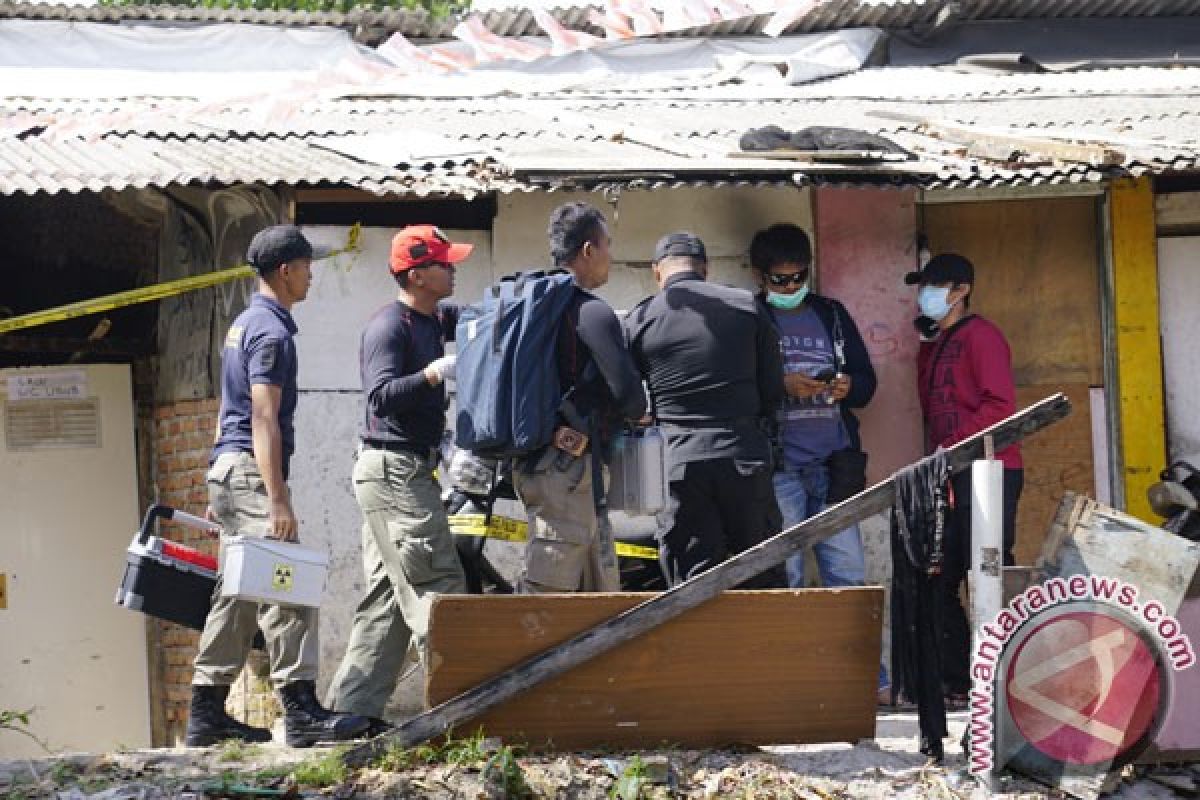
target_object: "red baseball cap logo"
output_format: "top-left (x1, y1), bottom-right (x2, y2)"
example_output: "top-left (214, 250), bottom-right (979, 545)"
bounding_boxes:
top-left (390, 225), bottom-right (474, 273)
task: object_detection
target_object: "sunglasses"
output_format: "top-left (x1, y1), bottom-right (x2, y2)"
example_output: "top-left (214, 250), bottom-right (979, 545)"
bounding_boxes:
top-left (766, 269), bottom-right (809, 288)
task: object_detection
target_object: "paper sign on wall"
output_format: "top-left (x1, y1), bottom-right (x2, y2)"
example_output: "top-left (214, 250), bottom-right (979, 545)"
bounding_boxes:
top-left (7, 370), bottom-right (87, 401)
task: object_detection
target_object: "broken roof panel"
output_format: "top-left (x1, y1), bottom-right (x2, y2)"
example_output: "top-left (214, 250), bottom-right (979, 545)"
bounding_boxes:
top-left (7, 0), bottom-right (1200, 44)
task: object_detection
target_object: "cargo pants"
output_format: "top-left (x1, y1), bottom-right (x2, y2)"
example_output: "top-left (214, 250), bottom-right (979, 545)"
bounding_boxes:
top-left (192, 451), bottom-right (318, 688)
top-left (514, 447), bottom-right (620, 593)
top-left (326, 448), bottom-right (467, 719)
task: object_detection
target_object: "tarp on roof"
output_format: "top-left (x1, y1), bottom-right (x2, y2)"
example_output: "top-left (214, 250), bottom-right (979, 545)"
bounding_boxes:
top-left (0, 18), bottom-right (378, 70)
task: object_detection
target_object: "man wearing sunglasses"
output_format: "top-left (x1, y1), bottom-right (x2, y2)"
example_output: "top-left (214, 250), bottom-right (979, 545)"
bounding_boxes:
top-left (326, 225), bottom-right (471, 730)
top-left (749, 223), bottom-right (890, 703)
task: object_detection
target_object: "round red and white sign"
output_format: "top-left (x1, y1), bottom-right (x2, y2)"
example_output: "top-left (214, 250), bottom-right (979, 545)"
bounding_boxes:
top-left (1005, 608), bottom-right (1164, 767)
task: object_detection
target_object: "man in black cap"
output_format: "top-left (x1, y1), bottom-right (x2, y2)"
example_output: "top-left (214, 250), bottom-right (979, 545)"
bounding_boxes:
top-left (906, 252), bottom-right (1022, 709)
top-left (624, 232), bottom-right (786, 587)
top-left (187, 224), bottom-right (369, 748)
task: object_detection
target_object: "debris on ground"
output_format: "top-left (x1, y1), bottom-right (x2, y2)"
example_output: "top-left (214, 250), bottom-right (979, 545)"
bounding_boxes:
top-left (0, 713), bottom-right (1191, 799)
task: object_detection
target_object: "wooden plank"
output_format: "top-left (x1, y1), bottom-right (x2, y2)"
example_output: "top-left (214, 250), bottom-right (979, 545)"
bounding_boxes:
top-left (343, 395), bottom-right (1071, 765)
top-left (871, 112), bottom-right (1124, 166)
top-left (1014, 384), bottom-right (1095, 567)
top-left (1110, 177), bottom-right (1168, 522)
top-left (425, 590), bottom-right (881, 750)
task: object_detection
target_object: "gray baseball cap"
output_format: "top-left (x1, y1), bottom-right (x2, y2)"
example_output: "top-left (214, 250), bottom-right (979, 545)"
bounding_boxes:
top-left (246, 225), bottom-right (333, 275)
top-left (653, 231), bottom-right (707, 263)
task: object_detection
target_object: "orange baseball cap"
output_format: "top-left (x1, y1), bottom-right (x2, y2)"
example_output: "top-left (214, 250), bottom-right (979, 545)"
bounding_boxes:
top-left (390, 225), bottom-right (474, 273)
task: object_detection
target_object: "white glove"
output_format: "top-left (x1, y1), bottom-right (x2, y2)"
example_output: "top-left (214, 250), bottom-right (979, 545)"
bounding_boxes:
top-left (425, 354), bottom-right (456, 385)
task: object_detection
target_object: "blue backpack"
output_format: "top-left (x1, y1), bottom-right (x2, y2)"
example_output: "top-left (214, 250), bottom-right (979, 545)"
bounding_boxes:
top-left (454, 270), bottom-right (579, 458)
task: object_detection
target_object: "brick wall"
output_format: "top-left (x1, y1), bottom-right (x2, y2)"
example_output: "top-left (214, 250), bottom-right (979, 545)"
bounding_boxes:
top-left (150, 397), bottom-right (278, 745)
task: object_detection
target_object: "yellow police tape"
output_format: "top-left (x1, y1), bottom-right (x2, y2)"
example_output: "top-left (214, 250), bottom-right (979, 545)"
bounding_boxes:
top-left (0, 225), bottom-right (362, 336)
top-left (449, 513), bottom-right (659, 560)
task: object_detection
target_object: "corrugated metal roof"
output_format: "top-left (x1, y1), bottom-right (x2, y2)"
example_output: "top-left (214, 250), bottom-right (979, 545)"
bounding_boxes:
top-left (6, 0), bottom-right (1200, 43)
top-left (5, 63), bottom-right (1200, 196)
top-left (0, 1), bottom-right (603, 42)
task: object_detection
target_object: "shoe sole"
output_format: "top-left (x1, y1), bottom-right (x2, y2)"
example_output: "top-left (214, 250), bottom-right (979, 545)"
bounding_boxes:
top-left (185, 731), bottom-right (273, 747)
top-left (286, 720), bottom-right (371, 748)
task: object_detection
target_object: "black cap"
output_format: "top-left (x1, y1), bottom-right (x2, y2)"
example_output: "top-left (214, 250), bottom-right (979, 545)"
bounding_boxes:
top-left (246, 225), bottom-right (331, 275)
top-left (904, 252), bottom-right (975, 286)
top-left (653, 231), bottom-right (707, 263)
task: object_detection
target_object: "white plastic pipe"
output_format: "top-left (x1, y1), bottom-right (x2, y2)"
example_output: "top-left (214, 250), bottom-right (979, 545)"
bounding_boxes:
top-left (970, 456), bottom-right (1005, 639)
top-left (969, 454), bottom-right (1004, 788)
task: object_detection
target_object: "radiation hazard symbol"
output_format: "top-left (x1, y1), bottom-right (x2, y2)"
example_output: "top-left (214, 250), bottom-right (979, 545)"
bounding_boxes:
top-left (272, 563), bottom-right (295, 592)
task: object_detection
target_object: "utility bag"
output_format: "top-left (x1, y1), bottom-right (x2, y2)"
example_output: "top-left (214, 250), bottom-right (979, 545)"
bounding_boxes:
top-left (454, 270), bottom-right (578, 458)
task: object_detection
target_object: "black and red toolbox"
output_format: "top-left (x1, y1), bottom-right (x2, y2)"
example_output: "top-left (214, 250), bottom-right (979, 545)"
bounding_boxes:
top-left (115, 504), bottom-right (220, 632)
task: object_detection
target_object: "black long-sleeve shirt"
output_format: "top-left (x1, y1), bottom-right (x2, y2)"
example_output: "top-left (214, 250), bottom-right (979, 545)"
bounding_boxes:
top-left (624, 271), bottom-right (784, 477)
top-left (555, 287), bottom-right (647, 438)
top-left (359, 300), bottom-right (457, 451)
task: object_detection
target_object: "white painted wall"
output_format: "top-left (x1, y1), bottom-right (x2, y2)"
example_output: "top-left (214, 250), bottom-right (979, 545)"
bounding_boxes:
top-left (492, 186), bottom-right (815, 306)
top-left (1157, 236), bottom-right (1200, 461)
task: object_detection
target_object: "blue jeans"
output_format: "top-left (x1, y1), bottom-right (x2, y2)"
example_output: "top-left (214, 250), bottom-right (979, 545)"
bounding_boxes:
top-left (774, 465), bottom-right (889, 690)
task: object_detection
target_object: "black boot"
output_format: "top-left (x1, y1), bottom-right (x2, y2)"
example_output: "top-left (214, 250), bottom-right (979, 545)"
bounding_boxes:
top-left (185, 685), bottom-right (273, 747)
top-left (278, 681), bottom-right (370, 748)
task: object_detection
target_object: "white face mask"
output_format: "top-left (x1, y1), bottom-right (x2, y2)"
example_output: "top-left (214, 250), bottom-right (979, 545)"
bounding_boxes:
top-left (918, 285), bottom-right (955, 321)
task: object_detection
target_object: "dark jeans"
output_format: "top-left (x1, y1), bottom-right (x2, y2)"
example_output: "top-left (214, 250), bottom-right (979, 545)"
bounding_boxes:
top-left (658, 458), bottom-right (787, 589)
top-left (943, 467), bottom-right (1024, 693)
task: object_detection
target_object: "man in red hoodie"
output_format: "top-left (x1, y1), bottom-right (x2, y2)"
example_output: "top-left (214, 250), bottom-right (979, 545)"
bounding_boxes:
top-left (907, 252), bottom-right (1023, 708)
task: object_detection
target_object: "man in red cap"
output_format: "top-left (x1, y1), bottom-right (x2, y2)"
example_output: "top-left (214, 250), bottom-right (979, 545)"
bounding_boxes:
top-left (325, 225), bottom-right (472, 729)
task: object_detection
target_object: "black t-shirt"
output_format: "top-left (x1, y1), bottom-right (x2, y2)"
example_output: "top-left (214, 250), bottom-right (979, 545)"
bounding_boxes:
top-left (624, 271), bottom-right (784, 476)
top-left (554, 287), bottom-right (647, 440)
top-left (359, 300), bottom-right (457, 451)
top-left (212, 293), bottom-right (299, 476)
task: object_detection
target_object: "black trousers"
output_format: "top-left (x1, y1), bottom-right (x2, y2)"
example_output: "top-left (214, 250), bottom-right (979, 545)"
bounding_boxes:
top-left (658, 458), bottom-right (787, 589)
top-left (942, 466), bottom-right (1024, 693)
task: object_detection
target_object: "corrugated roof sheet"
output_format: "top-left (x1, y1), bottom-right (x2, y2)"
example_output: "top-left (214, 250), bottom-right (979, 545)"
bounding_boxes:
top-left (0, 1), bottom-right (603, 42)
top-left (5, 67), bottom-right (1200, 198)
top-left (6, 0), bottom-right (1200, 43)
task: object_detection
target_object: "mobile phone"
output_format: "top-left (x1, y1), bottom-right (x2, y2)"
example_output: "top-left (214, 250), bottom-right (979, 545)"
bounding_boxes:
top-left (812, 367), bottom-right (837, 384)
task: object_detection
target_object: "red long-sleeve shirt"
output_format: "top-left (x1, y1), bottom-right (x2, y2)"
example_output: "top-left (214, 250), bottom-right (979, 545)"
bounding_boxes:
top-left (917, 315), bottom-right (1022, 469)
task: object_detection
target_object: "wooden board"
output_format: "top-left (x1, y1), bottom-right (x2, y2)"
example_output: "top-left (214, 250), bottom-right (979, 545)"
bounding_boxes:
top-left (1014, 384), bottom-right (1096, 568)
top-left (922, 196), bottom-right (1103, 387)
top-left (425, 589), bottom-right (883, 751)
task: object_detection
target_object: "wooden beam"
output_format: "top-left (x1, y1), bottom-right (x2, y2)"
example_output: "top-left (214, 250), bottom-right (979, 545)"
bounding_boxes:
top-left (870, 111), bottom-right (1125, 166)
top-left (343, 394), bottom-right (1071, 766)
top-left (1109, 177), bottom-right (1167, 522)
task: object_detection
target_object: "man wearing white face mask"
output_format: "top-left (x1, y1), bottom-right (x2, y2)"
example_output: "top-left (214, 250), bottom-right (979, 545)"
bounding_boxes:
top-left (906, 252), bottom-right (1023, 710)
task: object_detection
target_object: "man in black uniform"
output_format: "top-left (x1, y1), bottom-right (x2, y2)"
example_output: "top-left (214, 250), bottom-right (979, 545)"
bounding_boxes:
top-left (624, 232), bottom-right (786, 587)
top-left (515, 202), bottom-right (646, 593)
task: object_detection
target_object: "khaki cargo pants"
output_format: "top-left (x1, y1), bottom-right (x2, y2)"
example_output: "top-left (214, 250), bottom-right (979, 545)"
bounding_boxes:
top-left (326, 448), bottom-right (467, 719)
top-left (514, 448), bottom-right (620, 593)
top-left (192, 451), bottom-right (318, 688)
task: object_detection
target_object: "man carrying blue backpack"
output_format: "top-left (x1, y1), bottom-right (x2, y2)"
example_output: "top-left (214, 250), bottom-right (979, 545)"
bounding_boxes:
top-left (457, 203), bottom-right (645, 593)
